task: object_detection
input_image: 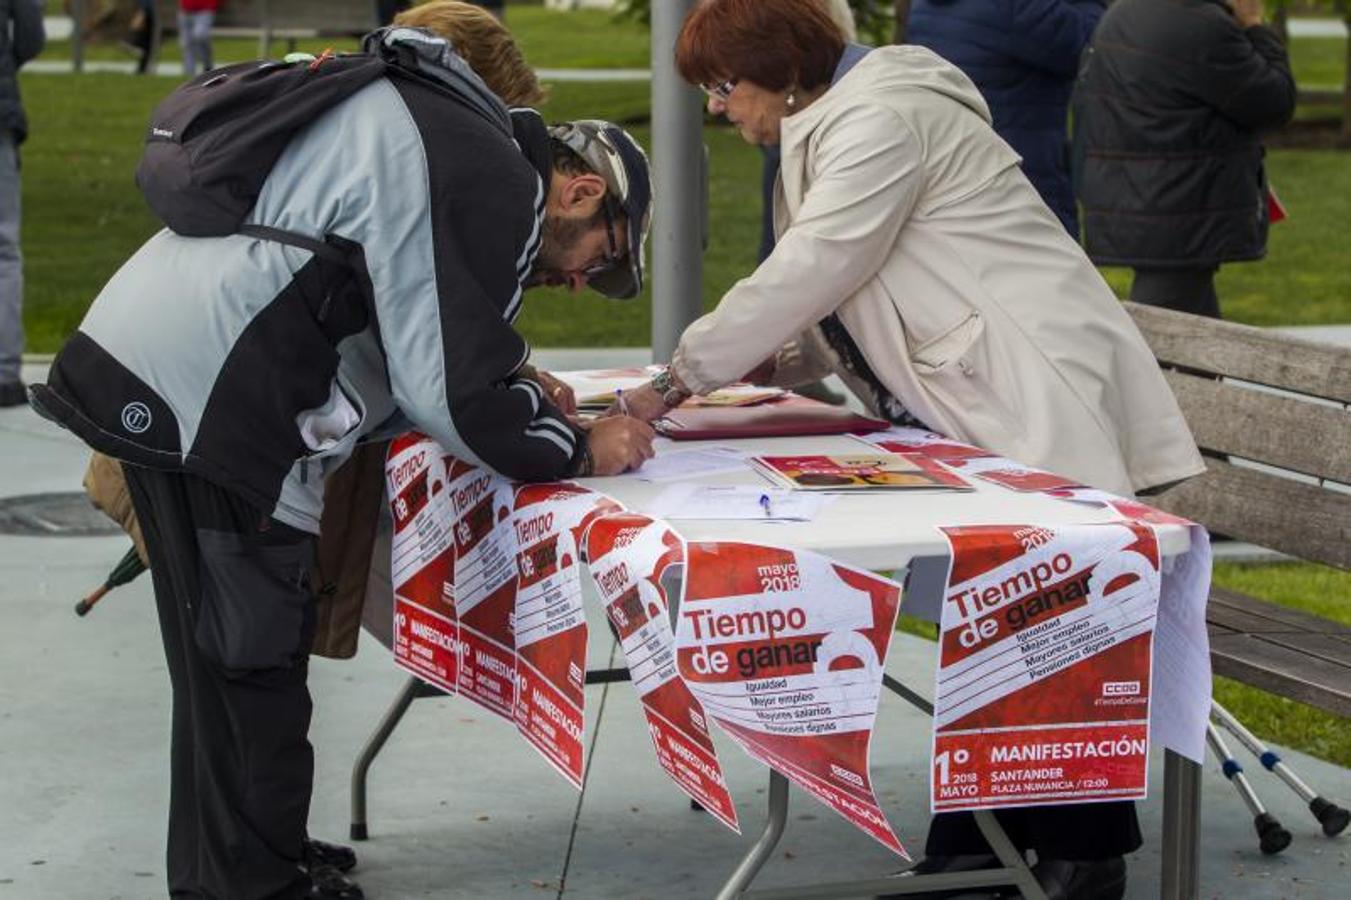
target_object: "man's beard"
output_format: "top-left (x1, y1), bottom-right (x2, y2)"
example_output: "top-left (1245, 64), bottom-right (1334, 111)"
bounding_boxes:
top-left (527, 210), bottom-right (602, 287)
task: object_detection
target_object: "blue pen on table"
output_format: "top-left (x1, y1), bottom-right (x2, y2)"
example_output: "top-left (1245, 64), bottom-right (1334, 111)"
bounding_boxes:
top-left (759, 493), bottom-right (774, 519)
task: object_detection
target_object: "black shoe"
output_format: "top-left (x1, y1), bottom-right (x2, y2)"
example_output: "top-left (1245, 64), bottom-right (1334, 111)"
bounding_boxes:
top-left (876, 853), bottom-right (1002, 899)
top-left (1032, 857), bottom-right (1126, 900)
top-left (0, 381), bottom-right (26, 409)
top-left (306, 864), bottom-right (364, 900)
top-left (305, 837), bottom-right (357, 873)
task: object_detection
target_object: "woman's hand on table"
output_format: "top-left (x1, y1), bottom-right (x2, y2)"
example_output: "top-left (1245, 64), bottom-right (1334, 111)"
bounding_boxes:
top-left (534, 369), bottom-right (577, 416)
top-left (603, 381), bottom-right (669, 423)
top-left (585, 416), bottom-right (657, 475)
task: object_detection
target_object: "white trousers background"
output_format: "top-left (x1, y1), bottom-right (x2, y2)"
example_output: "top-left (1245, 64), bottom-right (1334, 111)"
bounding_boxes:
top-left (179, 11), bottom-right (215, 77)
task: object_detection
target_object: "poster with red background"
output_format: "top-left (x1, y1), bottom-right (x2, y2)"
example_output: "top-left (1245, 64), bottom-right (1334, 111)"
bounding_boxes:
top-left (510, 483), bottom-right (621, 787)
top-left (587, 514), bottom-right (740, 832)
top-left (386, 434), bottom-right (459, 693)
top-left (933, 523), bottom-right (1160, 812)
top-left (674, 542), bottom-right (905, 855)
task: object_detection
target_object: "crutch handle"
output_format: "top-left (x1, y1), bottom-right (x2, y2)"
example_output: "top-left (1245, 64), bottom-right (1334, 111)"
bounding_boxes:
top-left (1310, 797), bottom-right (1350, 837)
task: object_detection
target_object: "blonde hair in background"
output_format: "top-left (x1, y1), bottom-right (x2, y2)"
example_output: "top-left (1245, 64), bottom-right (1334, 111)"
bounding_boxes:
top-left (394, 1), bottom-right (548, 108)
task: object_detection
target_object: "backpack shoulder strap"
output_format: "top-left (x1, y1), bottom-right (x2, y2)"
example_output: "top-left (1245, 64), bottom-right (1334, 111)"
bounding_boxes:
top-left (237, 224), bottom-right (350, 267)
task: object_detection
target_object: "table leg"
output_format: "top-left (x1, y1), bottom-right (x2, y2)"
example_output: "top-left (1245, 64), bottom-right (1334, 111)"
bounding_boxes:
top-left (972, 809), bottom-right (1044, 900)
top-left (1160, 749), bottom-right (1201, 900)
top-left (349, 674), bottom-right (422, 840)
top-left (714, 770), bottom-right (791, 900)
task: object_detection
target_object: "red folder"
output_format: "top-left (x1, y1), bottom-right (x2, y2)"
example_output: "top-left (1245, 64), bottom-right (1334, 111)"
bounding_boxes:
top-left (655, 395), bottom-right (888, 441)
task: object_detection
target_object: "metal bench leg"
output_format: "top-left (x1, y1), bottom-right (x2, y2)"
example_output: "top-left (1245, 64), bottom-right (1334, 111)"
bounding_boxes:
top-left (349, 674), bottom-right (422, 840)
top-left (714, 770), bottom-right (791, 900)
top-left (971, 809), bottom-right (1045, 900)
top-left (1161, 749), bottom-right (1201, 900)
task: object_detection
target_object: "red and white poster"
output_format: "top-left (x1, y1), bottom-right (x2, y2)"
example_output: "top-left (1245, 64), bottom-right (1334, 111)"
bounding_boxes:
top-left (447, 458), bottom-right (519, 721)
top-left (674, 543), bottom-right (906, 855)
top-left (387, 434), bottom-right (459, 693)
top-left (586, 514), bottom-right (740, 832)
top-left (933, 523), bottom-right (1162, 812)
top-left (511, 483), bottom-right (622, 787)
top-left (861, 429), bottom-right (1081, 491)
top-left (863, 427), bottom-right (998, 462)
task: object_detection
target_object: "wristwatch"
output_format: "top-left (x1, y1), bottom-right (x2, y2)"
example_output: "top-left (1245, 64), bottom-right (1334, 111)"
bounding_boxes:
top-left (652, 366), bottom-right (691, 408)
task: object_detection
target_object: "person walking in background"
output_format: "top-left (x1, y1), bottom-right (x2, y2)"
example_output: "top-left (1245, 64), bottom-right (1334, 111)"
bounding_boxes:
top-left (907, 0), bottom-right (1104, 235)
top-left (127, 0), bottom-right (158, 75)
top-left (1072, 0), bottom-right (1295, 318)
top-left (178, 0), bottom-right (217, 77)
top-left (0, 0), bottom-right (43, 409)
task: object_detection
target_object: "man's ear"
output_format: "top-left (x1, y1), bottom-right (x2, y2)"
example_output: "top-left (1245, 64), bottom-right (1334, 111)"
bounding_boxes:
top-left (557, 172), bottom-right (608, 215)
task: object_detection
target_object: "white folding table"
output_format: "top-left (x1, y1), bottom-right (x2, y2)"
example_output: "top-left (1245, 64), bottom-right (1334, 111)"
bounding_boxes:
top-left (350, 433), bottom-right (1205, 899)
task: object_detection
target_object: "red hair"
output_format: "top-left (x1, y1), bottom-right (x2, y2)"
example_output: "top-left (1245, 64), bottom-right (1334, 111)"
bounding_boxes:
top-left (675, 0), bottom-right (846, 94)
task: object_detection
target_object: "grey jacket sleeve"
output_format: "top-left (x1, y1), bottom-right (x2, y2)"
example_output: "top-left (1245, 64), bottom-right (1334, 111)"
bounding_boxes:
top-left (1196, 21), bottom-right (1296, 132)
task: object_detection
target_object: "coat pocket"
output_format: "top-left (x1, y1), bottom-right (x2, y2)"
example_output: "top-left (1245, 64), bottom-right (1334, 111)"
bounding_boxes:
top-left (910, 313), bottom-right (985, 375)
top-left (908, 313), bottom-right (1019, 436)
top-left (195, 529), bottom-right (317, 672)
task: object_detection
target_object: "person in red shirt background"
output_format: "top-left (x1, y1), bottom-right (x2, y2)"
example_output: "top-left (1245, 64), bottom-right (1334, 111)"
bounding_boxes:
top-left (178, 0), bottom-right (218, 76)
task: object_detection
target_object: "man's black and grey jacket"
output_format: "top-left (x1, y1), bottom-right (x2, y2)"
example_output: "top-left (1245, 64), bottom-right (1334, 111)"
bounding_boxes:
top-left (33, 38), bottom-right (584, 533)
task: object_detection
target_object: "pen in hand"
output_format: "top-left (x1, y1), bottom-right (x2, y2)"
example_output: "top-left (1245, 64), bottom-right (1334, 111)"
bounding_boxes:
top-left (616, 388), bottom-right (630, 417)
top-left (759, 493), bottom-right (773, 519)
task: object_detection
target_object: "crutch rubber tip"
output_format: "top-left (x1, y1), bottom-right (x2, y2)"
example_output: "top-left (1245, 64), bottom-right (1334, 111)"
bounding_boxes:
top-left (1255, 813), bottom-right (1292, 855)
top-left (74, 599), bottom-right (92, 617)
top-left (350, 823), bottom-right (368, 841)
top-left (1310, 797), bottom-right (1349, 837)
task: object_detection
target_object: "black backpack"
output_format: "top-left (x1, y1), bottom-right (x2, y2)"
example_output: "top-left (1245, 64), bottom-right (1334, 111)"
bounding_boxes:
top-left (134, 36), bottom-right (509, 262)
top-left (135, 53), bottom-right (387, 258)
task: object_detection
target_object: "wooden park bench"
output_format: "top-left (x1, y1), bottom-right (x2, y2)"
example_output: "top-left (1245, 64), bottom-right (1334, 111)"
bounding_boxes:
top-left (1123, 301), bottom-right (1351, 892)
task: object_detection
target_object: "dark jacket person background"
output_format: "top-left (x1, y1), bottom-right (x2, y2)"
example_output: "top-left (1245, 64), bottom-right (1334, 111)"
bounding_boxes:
top-left (1071, 0), bottom-right (1295, 318)
top-left (908, 0), bottom-right (1104, 235)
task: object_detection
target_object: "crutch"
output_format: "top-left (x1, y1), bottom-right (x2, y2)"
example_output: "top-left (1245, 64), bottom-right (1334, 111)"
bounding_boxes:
top-left (1206, 719), bottom-right (1292, 854)
top-left (1212, 701), bottom-right (1351, 838)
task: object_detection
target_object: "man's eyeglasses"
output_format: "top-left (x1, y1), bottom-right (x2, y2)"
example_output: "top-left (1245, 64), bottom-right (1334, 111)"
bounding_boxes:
top-left (700, 78), bottom-right (739, 101)
top-left (582, 199), bottom-right (623, 280)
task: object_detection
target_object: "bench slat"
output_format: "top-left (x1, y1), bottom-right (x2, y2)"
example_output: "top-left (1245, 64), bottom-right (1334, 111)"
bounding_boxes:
top-left (1210, 634), bottom-right (1351, 716)
top-left (1209, 586), bottom-right (1351, 637)
top-left (1153, 460), bottom-right (1351, 569)
top-left (1125, 302), bottom-right (1351, 403)
top-left (1163, 370), bottom-right (1351, 483)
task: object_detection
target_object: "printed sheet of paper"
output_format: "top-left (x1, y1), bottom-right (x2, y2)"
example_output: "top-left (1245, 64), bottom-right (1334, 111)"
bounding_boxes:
top-left (634, 446), bottom-right (750, 483)
top-left (511, 483), bottom-right (622, 787)
top-left (386, 434), bottom-right (459, 693)
top-left (859, 429), bottom-right (1080, 491)
top-left (857, 427), bottom-right (998, 462)
top-left (647, 485), bottom-right (828, 522)
top-left (675, 542), bottom-right (906, 855)
top-left (586, 514), bottom-right (740, 832)
top-left (933, 523), bottom-right (1161, 812)
top-left (447, 458), bottom-right (520, 720)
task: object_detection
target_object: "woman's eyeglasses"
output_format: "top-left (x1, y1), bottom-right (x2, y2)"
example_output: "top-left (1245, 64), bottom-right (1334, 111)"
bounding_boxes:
top-left (700, 78), bottom-right (739, 101)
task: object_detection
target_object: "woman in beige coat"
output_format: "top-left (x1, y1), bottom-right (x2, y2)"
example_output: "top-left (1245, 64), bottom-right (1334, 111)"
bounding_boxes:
top-left (622, 0), bottom-right (1202, 503)
top-left (617, 1), bottom-right (1205, 897)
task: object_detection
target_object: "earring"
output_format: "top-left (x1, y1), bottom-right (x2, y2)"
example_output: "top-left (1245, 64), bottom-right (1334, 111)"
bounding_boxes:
top-left (786, 90), bottom-right (798, 110)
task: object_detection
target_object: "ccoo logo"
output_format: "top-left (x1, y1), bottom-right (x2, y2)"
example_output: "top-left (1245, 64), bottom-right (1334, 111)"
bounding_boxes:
top-left (121, 402), bottom-right (153, 434)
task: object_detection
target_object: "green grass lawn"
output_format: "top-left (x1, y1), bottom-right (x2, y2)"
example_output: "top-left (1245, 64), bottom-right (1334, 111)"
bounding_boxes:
top-left (1290, 34), bottom-right (1348, 88)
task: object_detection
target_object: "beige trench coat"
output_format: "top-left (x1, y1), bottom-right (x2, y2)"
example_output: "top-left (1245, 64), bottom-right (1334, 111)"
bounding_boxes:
top-left (672, 46), bottom-right (1203, 496)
